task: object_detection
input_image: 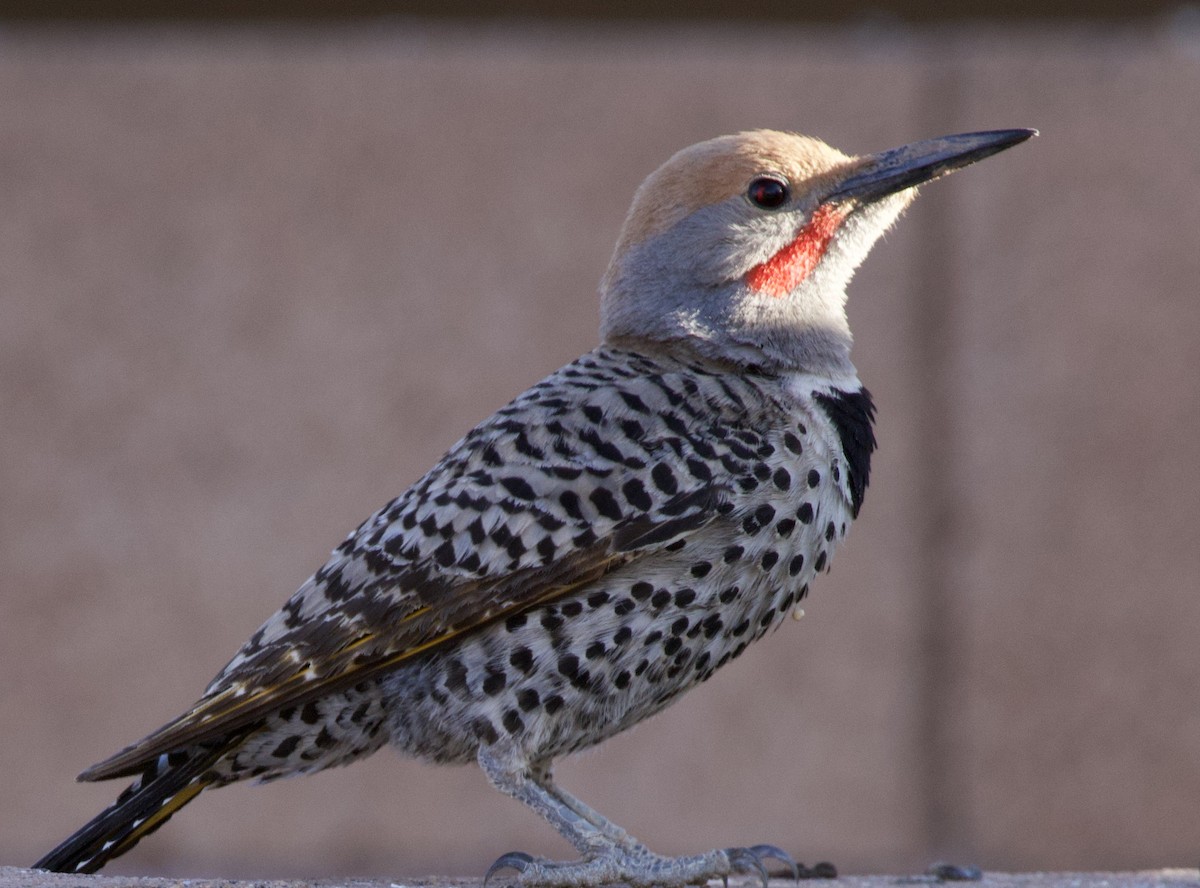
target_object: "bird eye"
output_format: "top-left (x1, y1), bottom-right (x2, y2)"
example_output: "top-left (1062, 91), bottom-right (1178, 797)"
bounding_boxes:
top-left (747, 176), bottom-right (790, 210)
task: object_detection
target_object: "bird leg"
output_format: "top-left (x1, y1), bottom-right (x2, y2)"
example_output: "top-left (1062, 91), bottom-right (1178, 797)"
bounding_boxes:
top-left (527, 761), bottom-right (645, 853)
top-left (479, 747), bottom-right (798, 887)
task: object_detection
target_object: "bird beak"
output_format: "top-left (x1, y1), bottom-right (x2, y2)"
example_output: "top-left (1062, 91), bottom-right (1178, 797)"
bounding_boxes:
top-left (825, 128), bottom-right (1037, 205)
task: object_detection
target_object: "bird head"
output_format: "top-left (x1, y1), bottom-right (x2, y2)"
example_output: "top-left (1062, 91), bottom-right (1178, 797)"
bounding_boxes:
top-left (600, 128), bottom-right (1035, 375)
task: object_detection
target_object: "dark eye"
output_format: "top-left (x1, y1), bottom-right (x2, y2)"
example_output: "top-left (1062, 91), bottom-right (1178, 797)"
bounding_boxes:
top-left (747, 176), bottom-right (790, 210)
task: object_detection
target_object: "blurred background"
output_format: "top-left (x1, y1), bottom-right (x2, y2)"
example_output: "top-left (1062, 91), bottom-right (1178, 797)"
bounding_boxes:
top-left (2, 1), bottom-right (1199, 880)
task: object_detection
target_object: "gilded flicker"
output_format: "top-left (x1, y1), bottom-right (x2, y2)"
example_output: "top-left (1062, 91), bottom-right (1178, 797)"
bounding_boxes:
top-left (36, 126), bottom-right (1034, 885)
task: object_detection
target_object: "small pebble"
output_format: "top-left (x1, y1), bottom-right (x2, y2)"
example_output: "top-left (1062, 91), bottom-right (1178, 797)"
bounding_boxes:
top-left (927, 862), bottom-right (983, 881)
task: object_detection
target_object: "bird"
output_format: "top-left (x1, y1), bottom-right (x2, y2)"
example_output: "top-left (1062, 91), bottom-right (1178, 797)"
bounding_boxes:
top-left (36, 126), bottom-right (1034, 885)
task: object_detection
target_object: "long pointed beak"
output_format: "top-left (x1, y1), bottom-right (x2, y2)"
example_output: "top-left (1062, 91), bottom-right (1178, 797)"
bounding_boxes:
top-left (826, 129), bottom-right (1037, 204)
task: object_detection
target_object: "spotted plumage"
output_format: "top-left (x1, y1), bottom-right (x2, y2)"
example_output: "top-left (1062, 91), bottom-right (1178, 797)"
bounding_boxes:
top-left (37, 126), bottom-right (1034, 884)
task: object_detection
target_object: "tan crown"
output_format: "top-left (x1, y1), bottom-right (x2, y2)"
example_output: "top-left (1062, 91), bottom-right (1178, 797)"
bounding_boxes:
top-left (611, 130), bottom-right (856, 255)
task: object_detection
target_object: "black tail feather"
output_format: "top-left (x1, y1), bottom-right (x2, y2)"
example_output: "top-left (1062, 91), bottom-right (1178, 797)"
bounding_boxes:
top-left (35, 744), bottom-right (225, 874)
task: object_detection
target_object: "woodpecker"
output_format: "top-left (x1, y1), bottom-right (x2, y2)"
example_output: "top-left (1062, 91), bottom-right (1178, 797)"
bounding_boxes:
top-left (36, 127), bottom-right (1034, 885)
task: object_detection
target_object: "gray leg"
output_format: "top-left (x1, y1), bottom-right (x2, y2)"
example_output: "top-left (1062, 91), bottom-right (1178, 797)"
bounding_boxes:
top-left (528, 762), bottom-right (645, 852)
top-left (478, 746), bottom-right (798, 888)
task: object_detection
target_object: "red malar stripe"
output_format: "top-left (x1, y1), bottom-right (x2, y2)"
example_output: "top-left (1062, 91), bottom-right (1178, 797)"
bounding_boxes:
top-left (745, 204), bottom-right (845, 297)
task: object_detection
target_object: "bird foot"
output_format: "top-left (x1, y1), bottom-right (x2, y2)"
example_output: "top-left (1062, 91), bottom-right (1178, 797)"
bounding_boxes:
top-left (484, 842), bottom-right (799, 888)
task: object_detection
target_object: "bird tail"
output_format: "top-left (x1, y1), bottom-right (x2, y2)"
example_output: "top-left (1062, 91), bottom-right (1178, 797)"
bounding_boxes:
top-left (34, 743), bottom-right (227, 874)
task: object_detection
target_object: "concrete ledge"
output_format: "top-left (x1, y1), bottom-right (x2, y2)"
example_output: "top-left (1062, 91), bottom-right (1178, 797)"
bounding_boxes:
top-left (3, 868), bottom-right (1198, 888)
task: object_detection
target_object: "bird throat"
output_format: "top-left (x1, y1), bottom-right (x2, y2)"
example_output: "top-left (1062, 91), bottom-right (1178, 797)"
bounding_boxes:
top-left (745, 203), bottom-right (845, 297)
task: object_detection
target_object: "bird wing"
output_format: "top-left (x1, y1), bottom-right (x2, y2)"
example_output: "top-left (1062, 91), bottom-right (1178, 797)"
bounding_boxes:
top-left (81, 358), bottom-right (736, 781)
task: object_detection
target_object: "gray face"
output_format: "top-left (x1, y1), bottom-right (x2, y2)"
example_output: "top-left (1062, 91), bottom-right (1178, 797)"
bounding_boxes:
top-left (600, 187), bottom-right (912, 377)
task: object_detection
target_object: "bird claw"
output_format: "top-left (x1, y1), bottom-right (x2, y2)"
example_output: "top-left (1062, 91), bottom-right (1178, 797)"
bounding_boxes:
top-left (482, 843), bottom-right (807, 887)
top-left (484, 850), bottom-right (536, 886)
top-left (723, 846), bottom-right (772, 888)
top-left (747, 844), bottom-right (800, 881)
